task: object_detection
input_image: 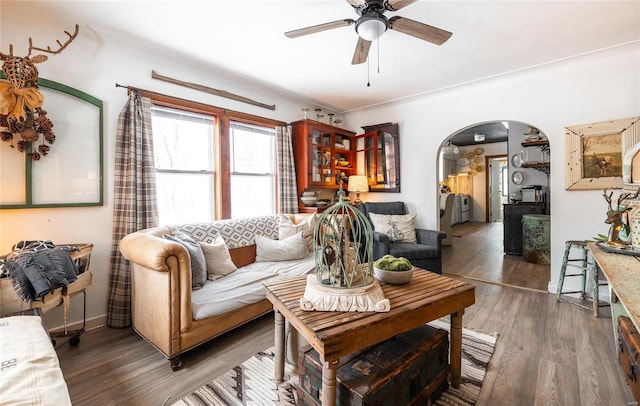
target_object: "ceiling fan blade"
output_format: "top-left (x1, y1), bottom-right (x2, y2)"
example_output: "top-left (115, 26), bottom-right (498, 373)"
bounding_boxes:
top-left (386, 0), bottom-right (417, 11)
top-left (389, 16), bottom-right (452, 45)
top-left (351, 36), bottom-right (372, 65)
top-left (285, 19), bottom-right (355, 39)
top-left (345, 0), bottom-right (366, 7)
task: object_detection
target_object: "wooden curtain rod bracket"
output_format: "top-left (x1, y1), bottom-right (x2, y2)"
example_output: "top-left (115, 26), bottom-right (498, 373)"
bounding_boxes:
top-left (151, 70), bottom-right (276, 111)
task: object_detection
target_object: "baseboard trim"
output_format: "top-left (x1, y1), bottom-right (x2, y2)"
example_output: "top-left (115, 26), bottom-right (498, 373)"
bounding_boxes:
top-left (48, 314), bottom-right (107, 334)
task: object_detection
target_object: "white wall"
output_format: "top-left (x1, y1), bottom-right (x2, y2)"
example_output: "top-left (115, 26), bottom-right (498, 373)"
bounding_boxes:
top-left (345, 42), bottom-right (640, 294)
top-left (0, 3), bottom-right (326, 329)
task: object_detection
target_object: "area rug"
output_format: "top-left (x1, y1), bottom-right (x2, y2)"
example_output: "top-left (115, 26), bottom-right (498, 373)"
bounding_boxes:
top-left (173, 321), bottom-right (497, 406)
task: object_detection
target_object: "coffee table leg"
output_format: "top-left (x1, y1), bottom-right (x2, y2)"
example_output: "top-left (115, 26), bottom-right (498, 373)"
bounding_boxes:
top-left (274, 310), bottom-right (285, 384)
top-left (451, 311), bottom-right (463, 388)
top-left (322, 360), bottom-right (338, 406)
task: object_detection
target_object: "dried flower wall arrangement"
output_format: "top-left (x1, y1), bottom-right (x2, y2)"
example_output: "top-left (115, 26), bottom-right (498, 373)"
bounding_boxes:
top-left (0, 24), bottom-right (79, 160)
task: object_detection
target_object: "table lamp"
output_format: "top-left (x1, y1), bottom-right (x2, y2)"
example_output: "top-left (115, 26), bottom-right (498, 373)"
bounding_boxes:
top-left (347, 175), bottom-right (369, 204)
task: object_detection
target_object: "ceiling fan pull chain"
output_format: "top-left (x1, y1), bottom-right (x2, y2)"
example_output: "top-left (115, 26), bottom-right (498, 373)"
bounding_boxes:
top-left (367, 56), bottom-right (371, 87)
top-left (377, 37), bottom-right (381, 74)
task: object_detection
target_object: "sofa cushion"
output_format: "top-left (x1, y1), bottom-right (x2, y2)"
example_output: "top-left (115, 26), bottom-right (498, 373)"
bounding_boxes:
top-left (164, 231), bottom-right (207, 290)
top-left (368, 212), bottom-right (417, 243)
top-left (255, 232), bottom-right (308, 262)
top-left (200, 235), bottom-right (237, 281)
top-left (279, 214), bottom-right (315, 251)
top-left (191, 254), bottom-right (315, 320)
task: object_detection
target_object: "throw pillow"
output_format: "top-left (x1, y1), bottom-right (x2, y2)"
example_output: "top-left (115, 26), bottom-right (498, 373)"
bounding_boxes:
top-left (255, 232), bottom-right (308, 262)
top-left (279, 215), bottom-right (316, 251)
top-left (368, 212), bottom-right (417, 243)
top-left (200, 235), bottom-right (237, 281)
top-left (164, 231), bottom-right (207, 290)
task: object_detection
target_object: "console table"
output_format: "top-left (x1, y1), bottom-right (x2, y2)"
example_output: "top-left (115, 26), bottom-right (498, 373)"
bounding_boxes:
top-left (265, 269), bottom-right (476, 406)
top-left (587, 242), bottom-right (640, 343)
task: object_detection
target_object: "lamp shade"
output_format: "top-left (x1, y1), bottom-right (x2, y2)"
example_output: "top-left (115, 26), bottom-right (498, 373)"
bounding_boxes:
top-left (347, 175), bottom-right (369, 193)
top-left (441, 141), bottom-right (459, 155)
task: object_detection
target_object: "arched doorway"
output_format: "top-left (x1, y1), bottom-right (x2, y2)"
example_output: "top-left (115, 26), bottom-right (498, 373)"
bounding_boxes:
top-left (437, 120), bottom-right (551, 292)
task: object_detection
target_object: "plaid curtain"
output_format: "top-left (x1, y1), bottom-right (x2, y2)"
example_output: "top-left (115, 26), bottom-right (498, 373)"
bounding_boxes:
top-left (276, 124), bottom-right (298, 213)
top-left (107, 91), bottom-right (158, 328)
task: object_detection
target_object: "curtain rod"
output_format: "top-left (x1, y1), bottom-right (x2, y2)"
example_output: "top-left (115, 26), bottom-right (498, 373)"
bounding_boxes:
top-left (114, 83), bottom-right (285, 127)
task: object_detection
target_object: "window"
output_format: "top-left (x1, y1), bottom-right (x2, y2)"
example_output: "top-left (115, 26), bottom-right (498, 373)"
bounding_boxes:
top-left (229, 121), bottom-right (276, 219)
top-left (152, 107), bottom-right (215, 224)
top-left (151, 103), bottom-right (278, 224)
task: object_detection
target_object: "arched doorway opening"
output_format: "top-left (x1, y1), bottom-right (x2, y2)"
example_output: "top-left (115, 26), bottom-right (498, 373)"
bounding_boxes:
top-left (437, 120), bottom-right (551, 292)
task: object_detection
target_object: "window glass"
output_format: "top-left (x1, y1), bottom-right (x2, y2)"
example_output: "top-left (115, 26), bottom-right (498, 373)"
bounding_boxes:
top-left (156, 172), bottom-right (214, 224)
top-left (152, 107), bottom-right (215, 224)
top-left (152, 108), bottom-right (214, 171)
top-left (230, 122), bottom-right (276, 219)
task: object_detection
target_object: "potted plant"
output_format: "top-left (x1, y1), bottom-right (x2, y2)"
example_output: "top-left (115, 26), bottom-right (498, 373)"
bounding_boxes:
top-left (373, 255), bottom-right (414, 285)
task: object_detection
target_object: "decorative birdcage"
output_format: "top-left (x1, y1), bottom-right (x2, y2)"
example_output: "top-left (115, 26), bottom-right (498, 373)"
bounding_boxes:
top-left (299, 189), bottom-right (390, 312)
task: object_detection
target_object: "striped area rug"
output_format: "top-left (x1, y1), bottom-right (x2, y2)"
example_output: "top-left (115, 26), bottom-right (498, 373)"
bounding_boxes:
top-left (173, 321), bottom-right (497, 406)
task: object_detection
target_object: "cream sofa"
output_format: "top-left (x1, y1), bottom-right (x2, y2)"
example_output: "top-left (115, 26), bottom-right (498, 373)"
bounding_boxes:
top-left (119, 213), bottom-right (315, 370)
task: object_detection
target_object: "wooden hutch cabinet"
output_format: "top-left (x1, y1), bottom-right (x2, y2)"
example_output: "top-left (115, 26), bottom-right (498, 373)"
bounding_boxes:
top-left (291, 119), bottom-right (356, 210)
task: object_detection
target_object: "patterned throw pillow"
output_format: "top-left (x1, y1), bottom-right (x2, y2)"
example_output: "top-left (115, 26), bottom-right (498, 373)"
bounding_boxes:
top-left (279, 215), bottom-right (316, 251)
top-left (368, 213), bottom-right (417, 243)
top-left (164, 231), bottom-right (207, 290)
top-left (255, 232), bottom-right (309, 262)
top-left (200, 235), bottom-right (237, 281)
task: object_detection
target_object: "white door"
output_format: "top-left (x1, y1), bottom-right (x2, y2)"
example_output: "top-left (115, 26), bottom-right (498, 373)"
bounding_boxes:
top-left (488, 157), bottom-right (508, 221)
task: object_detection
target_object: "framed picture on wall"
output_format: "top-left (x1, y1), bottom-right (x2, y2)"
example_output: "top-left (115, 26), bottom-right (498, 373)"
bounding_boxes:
top-left (565, 116), bottom-right (639, 190)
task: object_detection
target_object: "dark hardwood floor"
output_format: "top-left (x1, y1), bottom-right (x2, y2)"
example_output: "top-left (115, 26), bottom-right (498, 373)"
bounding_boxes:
top-left (58, 221), bottom-right (634, 405)
top-left (443, 221), bottom-right (550, 292)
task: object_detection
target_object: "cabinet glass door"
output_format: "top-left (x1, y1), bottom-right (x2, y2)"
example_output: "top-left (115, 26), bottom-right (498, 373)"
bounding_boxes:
top-left (310, 128), bottom-right (333, 185)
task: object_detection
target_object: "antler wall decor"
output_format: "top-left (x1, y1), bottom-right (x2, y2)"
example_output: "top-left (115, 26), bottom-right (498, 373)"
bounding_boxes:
top-left (0, 24), bottom-right (79, 160)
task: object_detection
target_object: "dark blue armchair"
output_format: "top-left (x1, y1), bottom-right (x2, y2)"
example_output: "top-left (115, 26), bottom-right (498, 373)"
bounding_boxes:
top-left (357, 201), bottom-right (446, 274)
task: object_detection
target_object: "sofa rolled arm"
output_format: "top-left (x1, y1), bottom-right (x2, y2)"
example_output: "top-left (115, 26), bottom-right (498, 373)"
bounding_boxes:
top-left (119, 227), bottom-right (187, 273)
top-left (416, 229), bottom-right (446, 249)
top-left (119, 226), bottom-right (195, 335)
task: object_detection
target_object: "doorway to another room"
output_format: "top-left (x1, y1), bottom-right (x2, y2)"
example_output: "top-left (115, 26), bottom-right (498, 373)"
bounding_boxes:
top-left (437, 120), bottom-right (551, 292)
top-left (487, 156), bottom-right (508, 222)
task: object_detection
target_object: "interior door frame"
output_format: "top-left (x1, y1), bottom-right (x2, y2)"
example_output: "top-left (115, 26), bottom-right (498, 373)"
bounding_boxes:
top-left (485, 154), bottom-right (508, 222)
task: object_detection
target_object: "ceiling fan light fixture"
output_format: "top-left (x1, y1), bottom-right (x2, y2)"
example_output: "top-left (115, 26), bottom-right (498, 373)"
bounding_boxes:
top-left (356, 15), bottom-right (388, 41)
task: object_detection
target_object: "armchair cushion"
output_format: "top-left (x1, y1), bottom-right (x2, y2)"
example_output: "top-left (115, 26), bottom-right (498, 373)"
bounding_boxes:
top-left (368, 212), bottom-right (417, 243)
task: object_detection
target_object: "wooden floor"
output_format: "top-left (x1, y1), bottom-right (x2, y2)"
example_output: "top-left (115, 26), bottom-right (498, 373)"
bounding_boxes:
top-left (444, 221), bottom-right (550, 292)
top-left (58, 221), bottom-right (634, 405)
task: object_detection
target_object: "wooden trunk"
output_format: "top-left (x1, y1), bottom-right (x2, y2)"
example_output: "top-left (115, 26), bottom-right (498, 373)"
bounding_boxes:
top-left (297, 325), bottom-right (449, 406)
top-left (618, 316), bottom-right (640, 402)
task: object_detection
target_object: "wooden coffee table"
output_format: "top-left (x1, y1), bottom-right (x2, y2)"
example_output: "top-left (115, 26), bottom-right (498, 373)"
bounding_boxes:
top-left (265, 269), bottom-right (476, 406)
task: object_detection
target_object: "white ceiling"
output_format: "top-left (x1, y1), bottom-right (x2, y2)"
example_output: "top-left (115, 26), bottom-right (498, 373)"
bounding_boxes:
top-left (18, 1), bottom-right (640, 112)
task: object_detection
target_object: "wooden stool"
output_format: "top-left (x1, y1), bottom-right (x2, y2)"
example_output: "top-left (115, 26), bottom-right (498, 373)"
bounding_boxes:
top-left (556, 240), bottom-right (608, 317)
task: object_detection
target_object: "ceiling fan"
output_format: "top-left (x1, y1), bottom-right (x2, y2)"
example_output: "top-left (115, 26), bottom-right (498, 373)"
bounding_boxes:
top-left (285, 0), bottom-right (452, 65)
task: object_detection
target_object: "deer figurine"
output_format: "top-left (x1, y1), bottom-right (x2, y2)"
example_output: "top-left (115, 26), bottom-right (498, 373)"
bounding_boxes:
top-left (0, 24), bottom-right (79, 160)
top-left (603, 188), bottom-right (640, 246)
